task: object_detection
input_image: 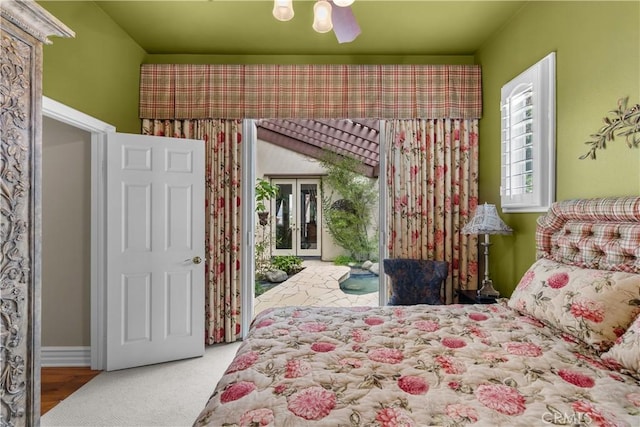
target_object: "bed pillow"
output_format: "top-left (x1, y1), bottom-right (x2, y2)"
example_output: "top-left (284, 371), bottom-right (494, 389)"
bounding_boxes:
top-left (508, 258), bottom-right (640, 351)
top-left (601, 314), bottom-right (640, 378)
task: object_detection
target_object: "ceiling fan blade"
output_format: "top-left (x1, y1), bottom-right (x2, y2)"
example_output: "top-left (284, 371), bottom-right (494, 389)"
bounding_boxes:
top-left (331, 4), bottom-right (361, 44)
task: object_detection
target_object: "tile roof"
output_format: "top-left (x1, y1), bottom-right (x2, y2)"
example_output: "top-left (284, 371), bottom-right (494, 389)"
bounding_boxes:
top-left (256, 119), bottom-right (380, 178)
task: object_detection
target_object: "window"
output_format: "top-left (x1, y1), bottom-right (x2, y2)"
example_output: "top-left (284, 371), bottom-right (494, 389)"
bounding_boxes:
top-left (500, 52), bottom-right (555, 213)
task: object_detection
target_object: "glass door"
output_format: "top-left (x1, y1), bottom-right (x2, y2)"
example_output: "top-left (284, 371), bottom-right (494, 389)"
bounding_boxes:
top-left (298, 179), bottom-right (320, 256)
top-left (272, 178), bottom-right (321, 257)
top-left (273, 179), bottom-right (294, 254)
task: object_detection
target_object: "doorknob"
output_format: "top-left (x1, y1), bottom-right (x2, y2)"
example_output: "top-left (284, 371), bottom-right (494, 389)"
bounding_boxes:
top-left (185, 256), bottom-right (202, 264)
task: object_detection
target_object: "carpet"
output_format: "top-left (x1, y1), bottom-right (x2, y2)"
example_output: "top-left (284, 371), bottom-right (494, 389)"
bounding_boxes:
top-left (41, 342), bottom-right (242, 427)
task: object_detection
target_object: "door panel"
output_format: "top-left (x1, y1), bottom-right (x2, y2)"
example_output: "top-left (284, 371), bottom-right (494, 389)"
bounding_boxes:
top-left (165, 270), bottom-right (194, 336)
top-left (273, 180), bottom-right (294, 252)
top-left (123, 183), bottom-right (151, 251)
top-left (298, 181), bottom-right (320, 255)
top-left (106, 132), bottom-right (204, 371)
top-left (166, 185), bottom-right (193, 251)
top-left (122, 273), bottom-right (151, 343)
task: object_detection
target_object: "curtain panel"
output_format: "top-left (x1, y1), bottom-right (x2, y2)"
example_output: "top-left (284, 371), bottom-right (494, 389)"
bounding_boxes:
top-left (139, 64), bottom-right (482, 120)
top-left (139, 64), bottom-right (483, 342)
top-left (386, 119), bottom-right (480, 303)
top-left (142, 118), bottom-right (243, 344)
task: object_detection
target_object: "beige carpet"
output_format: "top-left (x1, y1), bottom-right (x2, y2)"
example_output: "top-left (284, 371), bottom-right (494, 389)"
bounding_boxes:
top-left (41, 342), bottom-right (242, 427)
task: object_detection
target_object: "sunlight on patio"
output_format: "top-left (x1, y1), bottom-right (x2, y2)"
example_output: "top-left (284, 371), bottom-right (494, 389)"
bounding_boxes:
top-left (254, 260), bottom-right (380, 317)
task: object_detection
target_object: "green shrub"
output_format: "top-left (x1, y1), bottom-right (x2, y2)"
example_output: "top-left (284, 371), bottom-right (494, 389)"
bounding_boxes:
top-left (271, 255), bottom-right (303, 275)
top-left (320, 152), bottom-right (378, 261)
top-left (333, 255), bottom-right (356, 266)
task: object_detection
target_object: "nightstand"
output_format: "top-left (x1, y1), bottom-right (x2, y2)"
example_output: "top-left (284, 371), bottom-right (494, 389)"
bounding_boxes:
top-left (457, 290), bottom-right (497, 304)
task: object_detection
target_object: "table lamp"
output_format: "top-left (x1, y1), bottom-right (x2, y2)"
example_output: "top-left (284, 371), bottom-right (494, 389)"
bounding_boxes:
top-left (462, 203), bottom-right (513, 298)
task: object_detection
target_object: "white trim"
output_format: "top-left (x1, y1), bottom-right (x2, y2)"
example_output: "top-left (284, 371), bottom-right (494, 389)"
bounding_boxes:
top-left (241, 120), bottom-right (256, 338)
top-left (378, 120), bottom-right (388, 306)
top-left (43, 97), bottom-right (115, 133)
top-left (41, 346), bottom-right (91, 367)
top-left (500, 52), bottom-right (556, 213)
top-left (92, 132), bottom-right (108, 371)
top-left (42, 96), bottom-right (115, 370)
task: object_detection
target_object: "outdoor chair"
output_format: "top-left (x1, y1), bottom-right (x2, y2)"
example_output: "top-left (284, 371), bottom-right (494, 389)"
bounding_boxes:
top-left (383, 258), bottom-right (449, 305)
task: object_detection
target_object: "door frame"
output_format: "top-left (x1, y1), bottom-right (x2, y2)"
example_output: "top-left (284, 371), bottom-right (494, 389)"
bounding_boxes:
top-left (38, 108), bottom-right (388, 358)
top-left (270, 178), bottom-right (322, 257)
top-left (43, 100), bottom-right (256, 360)
top-left (42, 96), bottom-right (115, 370)
top-left (241, 120), bottom-right (256, 338)
top-left (242, 120), bottom-right (389, 321)
top-left (378, 120), bottom-right (389, 306)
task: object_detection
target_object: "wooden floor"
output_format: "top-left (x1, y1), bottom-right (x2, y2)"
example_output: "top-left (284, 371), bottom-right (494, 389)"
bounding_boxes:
top-left (41, 367), bottom-right (101, 415)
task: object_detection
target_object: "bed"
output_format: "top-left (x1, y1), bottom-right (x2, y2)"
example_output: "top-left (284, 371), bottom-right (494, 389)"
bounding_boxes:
top-left (194, 197), bottom-right (640, 426)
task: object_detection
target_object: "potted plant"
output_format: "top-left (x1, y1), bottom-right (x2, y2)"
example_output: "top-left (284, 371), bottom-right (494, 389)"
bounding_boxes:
top-left (255, 178), bottom-right (278, 225)
top-left (255, 178), bottom-right (279, 275)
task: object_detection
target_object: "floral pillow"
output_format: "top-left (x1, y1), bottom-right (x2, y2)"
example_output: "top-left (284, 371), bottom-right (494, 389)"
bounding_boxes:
top-left (601, 313), bottom-right (640, 378)
top-left (508, 258), bottom-right (640, 351)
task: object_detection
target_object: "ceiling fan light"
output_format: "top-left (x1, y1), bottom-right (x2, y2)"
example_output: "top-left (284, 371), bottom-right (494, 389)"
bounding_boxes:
top-left (273, 0), bottom-right (294, 22)
top-left (313, 0), bottom-right (333, 33)
top-left (333, 0), bottom-right (355, 7)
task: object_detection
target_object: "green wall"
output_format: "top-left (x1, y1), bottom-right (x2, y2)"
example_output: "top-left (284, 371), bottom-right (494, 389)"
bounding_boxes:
top-left (38, 0), bottom-right (474, 129)
top-left (475, 1), bottom-right (640, 296)
top-left (37, 1), bottom-right (640, 298)
top-left (144, 54), bottom-right (474, 65)
top-left (38, 1), bottom-right (146, 133)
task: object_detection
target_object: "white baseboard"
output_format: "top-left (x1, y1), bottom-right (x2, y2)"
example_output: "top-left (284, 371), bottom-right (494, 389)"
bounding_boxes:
top-left (41, 346), bottom-right (91, 367)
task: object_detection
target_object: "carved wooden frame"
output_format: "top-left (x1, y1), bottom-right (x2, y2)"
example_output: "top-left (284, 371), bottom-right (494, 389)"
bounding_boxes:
top-left (1, 1), bottom-right (73, 425)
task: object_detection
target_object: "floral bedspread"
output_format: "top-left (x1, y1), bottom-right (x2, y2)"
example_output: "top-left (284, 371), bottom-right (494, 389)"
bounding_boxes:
top-left (194, 304), bottom-right (640, 427)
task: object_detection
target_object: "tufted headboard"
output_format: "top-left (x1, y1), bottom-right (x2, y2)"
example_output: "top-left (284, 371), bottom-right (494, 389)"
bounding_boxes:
top-left (536, 197), bottom-right (640, 273)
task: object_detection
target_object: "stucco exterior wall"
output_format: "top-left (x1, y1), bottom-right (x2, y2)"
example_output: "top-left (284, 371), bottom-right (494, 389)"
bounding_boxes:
top-left (256, 138), bottom-right (379, 262)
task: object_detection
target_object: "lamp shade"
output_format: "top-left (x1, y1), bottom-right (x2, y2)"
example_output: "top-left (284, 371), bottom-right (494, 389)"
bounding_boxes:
top-left (313, 0), bottom-right (333, 33)
top-left (462, 203), bottom-right (513, 235)
top-left (333, 0), bottom-right (355, 6)
top-left (273, 0), bottom-right (294, 21)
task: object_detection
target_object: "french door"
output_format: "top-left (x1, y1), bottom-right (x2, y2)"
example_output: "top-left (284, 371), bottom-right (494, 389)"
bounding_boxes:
top-left (271, 178), bottom-right (321, 257)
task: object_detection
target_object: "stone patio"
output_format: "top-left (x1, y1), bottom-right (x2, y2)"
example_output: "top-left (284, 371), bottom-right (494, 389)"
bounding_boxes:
top-left (254, 260), bottom-right (380, 317)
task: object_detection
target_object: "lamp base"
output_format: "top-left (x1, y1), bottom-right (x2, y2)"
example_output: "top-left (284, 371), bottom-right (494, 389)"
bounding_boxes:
top-left (477, 279), bottom-right (500, 298)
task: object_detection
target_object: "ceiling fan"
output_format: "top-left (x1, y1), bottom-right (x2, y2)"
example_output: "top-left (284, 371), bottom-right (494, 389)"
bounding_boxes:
top-left (273, 0), bottom-right (361, 44)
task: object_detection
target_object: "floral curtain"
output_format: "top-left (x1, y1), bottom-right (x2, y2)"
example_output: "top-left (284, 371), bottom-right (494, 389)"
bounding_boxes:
top-left (142, 118), bottom-right (242, 344)
top-left (386, 119), bottom-right (479, 303)
top-left (139, 65), bottom-right (483, 341)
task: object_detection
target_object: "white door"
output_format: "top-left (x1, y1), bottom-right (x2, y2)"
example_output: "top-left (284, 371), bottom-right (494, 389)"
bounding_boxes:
top-left (272, 178), bottom-right (321, 257)
top-left (105, 132), bottom-right (204, 371)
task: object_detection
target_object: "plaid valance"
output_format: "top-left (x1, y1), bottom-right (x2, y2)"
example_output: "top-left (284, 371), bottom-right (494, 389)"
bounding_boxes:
top-left (140, 64), bottom-right (482, 119)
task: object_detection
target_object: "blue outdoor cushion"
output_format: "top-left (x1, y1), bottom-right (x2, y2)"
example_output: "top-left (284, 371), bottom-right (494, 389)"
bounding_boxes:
top-left (383, 258), bottom-right (449, 305)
